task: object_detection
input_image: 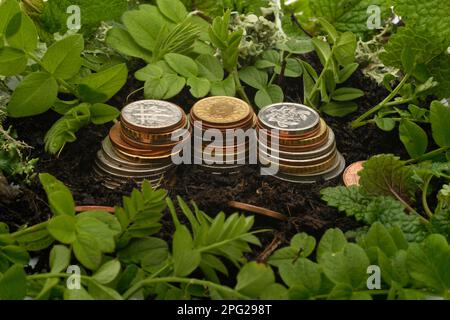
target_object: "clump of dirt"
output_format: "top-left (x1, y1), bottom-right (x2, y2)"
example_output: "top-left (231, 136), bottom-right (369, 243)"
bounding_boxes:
top-left (2, 60), bottom-right (405, 251)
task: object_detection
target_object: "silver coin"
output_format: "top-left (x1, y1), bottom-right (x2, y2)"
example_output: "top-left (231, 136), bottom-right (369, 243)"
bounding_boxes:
top-left (258, 103), bottom-right (320, 134)
top-left (122, 100), bottom-right (183, 130)
top-left (94, 160), bottom-right (173, 179)
top-left (101, 138), bottom-right (172, 169)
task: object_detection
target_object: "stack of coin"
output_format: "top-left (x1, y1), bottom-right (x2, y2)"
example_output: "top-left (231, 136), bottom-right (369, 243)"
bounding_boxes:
top-left (94, 100), bottom-right (189, 189)
top-left (258, 103), bottom-right (345, 183)
top-left (190, 96), bottom-right (256, 174)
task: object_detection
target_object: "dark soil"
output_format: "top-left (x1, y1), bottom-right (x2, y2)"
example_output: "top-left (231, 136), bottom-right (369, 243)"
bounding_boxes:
top-left (1, 62), bottom-right (406, 256)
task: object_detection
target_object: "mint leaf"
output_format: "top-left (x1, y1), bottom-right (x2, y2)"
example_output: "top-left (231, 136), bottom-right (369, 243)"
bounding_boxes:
top-left (394, 0), bottom-right (450, 47)
top-left (380, 27), bottom-right (445, 70)
top-left (321, 186), bottom-right (371, 221)
top-left (428, 53), bottom-right (450, 99)
top-left (309, 0), bottom-right (391, 38)
top-left (359, 154), bottom-right (417, 203)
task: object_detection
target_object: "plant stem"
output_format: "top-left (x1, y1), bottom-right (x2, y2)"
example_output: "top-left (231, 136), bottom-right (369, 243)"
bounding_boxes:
top-left (122, 277), bottom-right (250, 300)
top-left (422, 176), bottom-right (434, 219)
top-left (405, 147), bottom-right (450, 164)
top-left (351, 74), bottom-right (411, 129)
top-left (233, 70), bottom-right (252, 107)
top-left (10, 221), bottom-right (48, 239)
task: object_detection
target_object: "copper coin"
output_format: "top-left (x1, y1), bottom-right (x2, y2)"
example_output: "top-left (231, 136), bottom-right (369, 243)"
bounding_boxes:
top-left (75, 206), bottom-right (115, 213)
top-left (121, 100), bottom-right (185, 134)
top-left (121, 116), bottom-right (189, 145)
top-left (192, 96), bottom-right (252, 125)
top-left (228, 201), bottom-right (288, 222)
top-left (110, 122), bottom-right (179, 157)
top-left (343, 161), bottom-right (365, 187)
top-left (120, 126), bottom-right (190, 151)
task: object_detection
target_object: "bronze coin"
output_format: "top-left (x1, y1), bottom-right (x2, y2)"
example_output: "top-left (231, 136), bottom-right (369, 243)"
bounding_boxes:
top-left (228, 201), bottom-right (288, 222)
top-left (343, 161), bottom-right (365, 187)
top-left (110, 122), bottom-right (179, 157)
top-left (121, 116), bottom-right (189, 145)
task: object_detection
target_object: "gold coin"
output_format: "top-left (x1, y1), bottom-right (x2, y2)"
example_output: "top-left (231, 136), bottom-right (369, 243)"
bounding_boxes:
top-left (192, 96), bottom-right (251, 125)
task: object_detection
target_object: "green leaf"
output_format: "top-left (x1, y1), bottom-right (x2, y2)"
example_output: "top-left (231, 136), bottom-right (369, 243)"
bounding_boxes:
top-left (317, 228), bottom-right (347, 264)
top-left (321, 101), bottom-right (357, 117)
top-left (76, 217), bottom-right (117, 253)
top-left (375, 117), bottom-right (396, 132)
top-left (90, 104), bottom-right (120, 125)
top-left (144, 74), bottom-right (185, 100)
top-left (73, 232), bottom-right (103, 271)
top-left (359, 154), bottom-right (416, 201)
top-left (210, 75), bottom-right (236, 96)
top-left (49, 245), bottom-right (71, 273)
top-left (239, 66), bottom-right (268, 90)
top-left (235, 262), bottom-right (275, 298)
top-left (430, 101), bottom-right (450, 148)
top-left (88, 281), bottom-right (123, 300)
top-left (278, 39), bottom-right (314, 54)
top-left (164, 53), bottom-right (198, 78)
top-left (260, 284), bottom-right (289, 300)
top-left (93, 260), bottom-right (121, 284)
top-left (0, 0), bottom-right (20, 36)
top-left (106, 28), bottom-right (153, 62)
top-left (312, 38), bottom-right (331, 65)
top-left (407, 234), bottom-right (450, 294)
top-left (399, 119), bottom-right (428, 159)
top-left (334, 32), bottom-right (357, 66)
top-left (268, 233), bottom-right (316, 267)
top-left (41, 34), bottom-right (84, 80)
top-left (64, 287), bottom-right (94, 300)
top-left (7, 72), bottom-right (58, 117)
top-left (0, 246), bottom-right (29, 265)
top-left (77, 63), bottom-right (128, 103)
top-left (338, 63), bottom-right (359, 83)
top-left (279, 258), bottom-right (322, 294)
top-left (255, 85), bottom-right (284, 109)
top-left (309, 0), bottom-right (392, 38)
top-left (118, 237), bottom-right (168, 266)
top-left (365, 222), bottom-right (398, 258)
top-left (255, 50), bottom-right (280, 69)
top-left (317, 18), bottom-right (338, 43)
top-left (321, 243), bottom-right (370, 288)
top-left (331, 87), bottom-right (364, 101)
top-left (172, 226), bottom-right (201, 277)
top-left (0, 265), bottom-right (26, 300)
top-left (121, 5), bottom-right (164, 52)
top-left (275, 58), bottom-right (303, 78)
top-left (48, 215), bottom-right (77, 244)
top-left (0, 47), bottom-right (27, 76)
top-left (5, 12), bottom-right (37, 52)
top-left (187, 77), bottom-right (210, 98)
top-left (156, 0), bottom-right (187, 23)
top-left (196, 54), bottom-right (223, 82)
top-left (401, 47), bottom-right (416, 74)
top-left (135, 64), bottom-right (164, 81)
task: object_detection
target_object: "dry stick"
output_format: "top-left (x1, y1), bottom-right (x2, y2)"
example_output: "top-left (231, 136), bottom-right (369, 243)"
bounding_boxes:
top-left (257, 232), bottom-right (285, 264)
